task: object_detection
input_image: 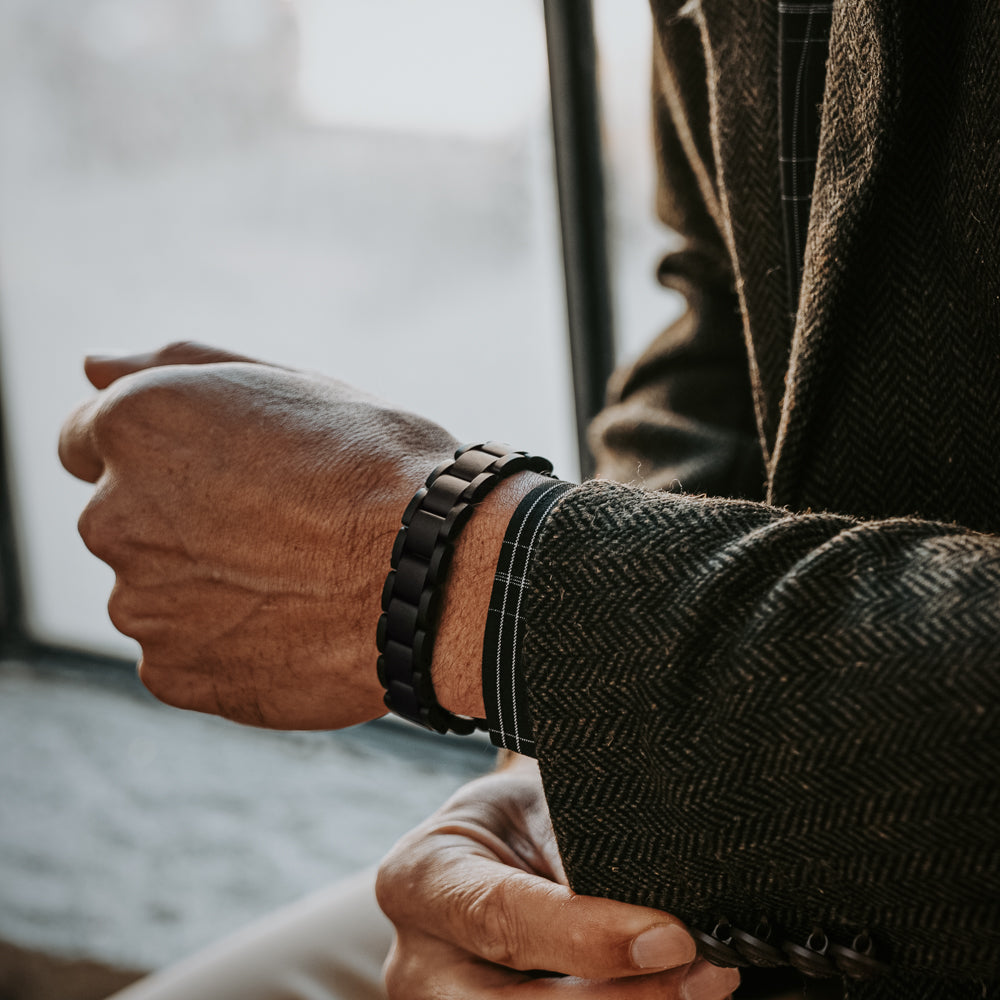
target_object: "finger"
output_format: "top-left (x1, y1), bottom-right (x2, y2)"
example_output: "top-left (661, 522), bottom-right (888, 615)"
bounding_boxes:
top-left (62, 340), bottom-right (265, 477)
top-left (84, 341), bottom-right (265, 389)
top-left (387, 932), bottom-right (738, 1000)
top-left (58, 395), bottom-right (105, 483)
top-left (500, 962), bottom-right (741, 999)
top-left (379, 835), bottom-right (697, 980)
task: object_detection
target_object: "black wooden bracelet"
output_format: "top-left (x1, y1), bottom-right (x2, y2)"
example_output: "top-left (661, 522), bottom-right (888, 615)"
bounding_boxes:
top-left (376, 442), bottom-right (554, 735)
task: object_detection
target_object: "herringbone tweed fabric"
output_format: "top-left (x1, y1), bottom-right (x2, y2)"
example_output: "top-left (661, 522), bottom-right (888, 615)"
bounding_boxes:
top-left (527, 1), bottom-right (1000, 998)
top-left (526, 485), bottom-right (999, 996)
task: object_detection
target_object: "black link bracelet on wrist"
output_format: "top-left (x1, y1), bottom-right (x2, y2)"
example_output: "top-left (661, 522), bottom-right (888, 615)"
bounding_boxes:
top-left (376, 442), bottom-right (554, 735)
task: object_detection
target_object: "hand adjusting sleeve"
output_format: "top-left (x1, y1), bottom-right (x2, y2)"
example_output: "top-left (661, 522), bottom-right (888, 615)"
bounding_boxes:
top-left (376, 442), bottom-right (555, 735)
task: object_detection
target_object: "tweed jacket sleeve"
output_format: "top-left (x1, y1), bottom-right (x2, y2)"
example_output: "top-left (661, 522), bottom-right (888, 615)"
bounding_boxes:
top-left (522, 483), bottom-right (1000, 995)
top-left (518, 3), bottom-right (1000, 998)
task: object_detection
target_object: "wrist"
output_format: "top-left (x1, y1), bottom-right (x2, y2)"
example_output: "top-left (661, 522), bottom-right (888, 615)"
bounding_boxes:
top-left (432, 470), bottom-right (552, 719)
top-left (376, 445), bottom-right (555, 734)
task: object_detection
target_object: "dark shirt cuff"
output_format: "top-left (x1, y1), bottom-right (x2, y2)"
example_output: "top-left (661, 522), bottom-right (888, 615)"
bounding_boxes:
top-left (482, 479), bottom-right (573, 756)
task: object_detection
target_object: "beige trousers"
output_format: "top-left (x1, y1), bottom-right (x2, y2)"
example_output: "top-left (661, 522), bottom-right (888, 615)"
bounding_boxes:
top-left (109, 868), bottom-right (390, 1000)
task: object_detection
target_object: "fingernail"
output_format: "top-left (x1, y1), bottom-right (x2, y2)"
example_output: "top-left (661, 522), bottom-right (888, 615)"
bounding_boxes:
top-left (630, 923), bottom-right (696, 969)
top-left (680, 962), bottom-right (741, 1000)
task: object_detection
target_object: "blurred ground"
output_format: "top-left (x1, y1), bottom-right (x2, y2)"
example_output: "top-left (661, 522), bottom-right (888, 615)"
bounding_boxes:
top-left (0, 658), bottom-right (489, 994)
top-left (0, 939), bottom-right (143, 1000)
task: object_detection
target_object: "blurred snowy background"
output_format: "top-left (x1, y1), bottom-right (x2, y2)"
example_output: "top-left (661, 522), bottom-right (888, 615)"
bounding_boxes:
top-left (0, 0), bottom-right (678, 981)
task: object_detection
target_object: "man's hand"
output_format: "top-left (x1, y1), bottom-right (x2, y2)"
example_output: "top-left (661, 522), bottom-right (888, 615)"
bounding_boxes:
top-left (59, 342), bottom-right (473, 729)
top-left (376, 756), bottom-right (741, 998)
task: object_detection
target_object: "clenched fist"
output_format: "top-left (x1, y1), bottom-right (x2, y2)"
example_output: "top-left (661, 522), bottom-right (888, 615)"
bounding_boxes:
top-left (59, 342), bottom-right (463, 729)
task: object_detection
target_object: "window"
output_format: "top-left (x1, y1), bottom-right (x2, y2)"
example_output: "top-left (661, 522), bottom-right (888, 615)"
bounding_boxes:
top-left (0, 0), bottom-right (674, 981)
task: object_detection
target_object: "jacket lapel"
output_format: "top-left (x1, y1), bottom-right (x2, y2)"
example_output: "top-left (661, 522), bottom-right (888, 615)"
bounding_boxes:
top-left (686, 0), bottom-right (790, 462)
top-left (768, 0), bottom-right (901, 507)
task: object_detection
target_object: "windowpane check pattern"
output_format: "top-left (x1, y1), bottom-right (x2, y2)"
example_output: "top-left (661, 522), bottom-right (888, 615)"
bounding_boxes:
top-left (778, 0), bottom-right (833, 310)
top-left (483, 481), bottom-right (572, 756)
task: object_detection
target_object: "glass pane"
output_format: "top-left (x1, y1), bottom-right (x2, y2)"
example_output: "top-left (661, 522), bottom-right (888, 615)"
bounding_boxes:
top-left (0, 0), bottom-right (575, 655)
top-left (594, 0), bottom-right (685, 365)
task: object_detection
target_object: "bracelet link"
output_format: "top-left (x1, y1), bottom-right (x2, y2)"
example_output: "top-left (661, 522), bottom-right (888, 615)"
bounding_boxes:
top-left (376, 442), bottom-right (553, 734)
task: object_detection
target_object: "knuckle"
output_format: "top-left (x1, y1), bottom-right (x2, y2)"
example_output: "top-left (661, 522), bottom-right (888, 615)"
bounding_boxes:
top-left (98, 378), bottom-right (148, 422)
top-left (77, 498), bottom-right (124, 564)
top-left (382, 958), bottom-right (404, 1000)
top-left (383, 934), bottom-right (457, 1000)
top-left (157, 340), bottom-right (244, 367)
top-left (466, 879), bottom-right (525, 969)
top-left (137, 662), bottom-right (177, 712)
top-left (381, 942), bottom-right (412, 1000)
top-left (564, 921), bottom-right (593, 962)
top-left (106, 582), bottom-right (143, 639)
top-left (158, 340), bottom-right (203, 362)
top-left (374, 836), bottom-right (433, 923)
top-left (91, 383), bottom-right (159, 454)
top-left (93, 371), bottom-right (200, 457)
top-left (106, 580), bottom-right (170, 647)
top-left (374, 858), bottom-right (405, 921)
top-left (136, 653), bottom-right (200, 714)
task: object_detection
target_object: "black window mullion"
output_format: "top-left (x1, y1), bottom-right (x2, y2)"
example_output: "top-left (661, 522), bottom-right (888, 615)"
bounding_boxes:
top-left (543, 0), bottom-right (616, 481)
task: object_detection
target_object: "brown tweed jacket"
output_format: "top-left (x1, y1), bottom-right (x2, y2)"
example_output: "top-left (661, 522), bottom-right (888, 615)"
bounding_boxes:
top-left (522, 2), bottom-right (1000, 998)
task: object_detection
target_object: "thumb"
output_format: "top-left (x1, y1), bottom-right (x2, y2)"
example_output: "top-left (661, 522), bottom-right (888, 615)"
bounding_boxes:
top-left (83, 341), bottom-right (272, 389)
top-left (459, 865), bottom-right (695, 978)
top-left (381, 830), bottom-right (697, 980)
